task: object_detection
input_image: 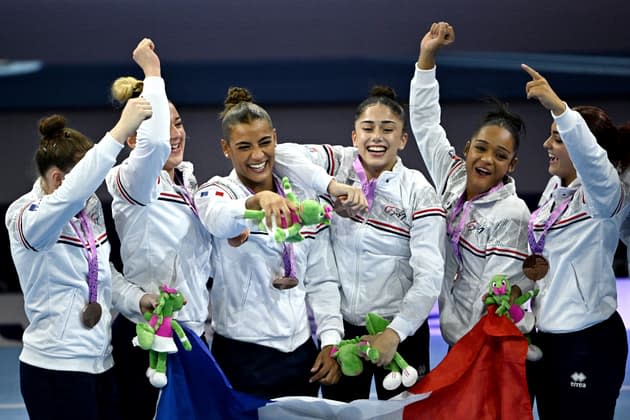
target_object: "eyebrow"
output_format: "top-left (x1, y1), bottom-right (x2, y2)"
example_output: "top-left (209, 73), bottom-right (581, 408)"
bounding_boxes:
top-left (360, 120), bottom-right (397, 125)
top-left (233, 135), bottom-right (272, 146)
top-left (473, 139), bottom-right (512, 154)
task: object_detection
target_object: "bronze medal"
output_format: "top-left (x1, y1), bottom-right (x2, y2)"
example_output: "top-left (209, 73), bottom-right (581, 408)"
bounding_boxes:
top-left (272, 276), bottom-right (299, 290)
top-left (81, 302), bottom-right (102, 329)
top-left (522, 254), bottom-right (549, 281)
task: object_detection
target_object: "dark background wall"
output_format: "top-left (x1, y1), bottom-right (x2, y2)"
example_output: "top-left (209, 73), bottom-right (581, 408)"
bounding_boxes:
top-left (1, 1), bottom-right (629, 290)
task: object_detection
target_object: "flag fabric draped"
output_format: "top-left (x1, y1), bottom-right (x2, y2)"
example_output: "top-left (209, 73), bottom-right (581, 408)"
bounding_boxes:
top-left (404, 305), bottom-right (533, 420)
top-left (156, 307), bottom-right (532, 420)
top-left (156, 329), bottom-right (269, 420)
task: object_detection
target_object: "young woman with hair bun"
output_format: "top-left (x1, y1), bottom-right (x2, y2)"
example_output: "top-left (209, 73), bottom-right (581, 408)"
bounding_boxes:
top-left (281, 84), bottom-right (447, 401)
top-left (194, 86), bottom-right (356, 399)
top-left (522, 63), bottom-right (629, 420)
top-left (5, 97), bottom-right (152, 419)
top-left (104, 38), bottom-right (213, 420)
top-left (409, 22), bottom-right (534, 348)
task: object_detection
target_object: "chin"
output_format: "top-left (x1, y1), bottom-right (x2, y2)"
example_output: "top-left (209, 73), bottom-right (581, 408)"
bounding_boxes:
top-left (168, 157), bottom-right (184, 168)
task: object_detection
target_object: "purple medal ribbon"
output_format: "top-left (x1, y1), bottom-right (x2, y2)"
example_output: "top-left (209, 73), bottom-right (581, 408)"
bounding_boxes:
top-left (245, 176), bottom-right (297, 279)
top-left (353, 156), bottom-right (377, 212)
top-left (447, 183), bottom-right (504, 265)
top-left (272, 177), bottom-right (297, 279)
top-left (178, 185), bottom-right (199, 217)
top-left (174, 170), bottom-right (199, 217)
top-left (70, 209), bottom-right (98, 303)
top-left (528, 195), bottom-right (573, 255)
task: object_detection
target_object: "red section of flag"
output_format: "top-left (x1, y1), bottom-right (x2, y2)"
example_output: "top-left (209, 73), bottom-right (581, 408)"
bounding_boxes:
top-left (404, 306), bottom-right (532, 420)
top-left (215, 191), bottom-right (224, 197)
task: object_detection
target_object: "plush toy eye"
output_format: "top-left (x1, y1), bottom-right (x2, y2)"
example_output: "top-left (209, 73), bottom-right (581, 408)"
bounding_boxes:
top-left (501, 280), bottom-right (507, 287)
top-left (491, 281), bottom-right (498, 289)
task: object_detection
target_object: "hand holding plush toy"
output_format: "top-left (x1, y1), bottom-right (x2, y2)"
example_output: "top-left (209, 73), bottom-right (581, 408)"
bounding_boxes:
top-left (484, 274), bottom-right (542, 361)
top-left (331, 313), bottom-right (419, 391)
top-left (365, 313), bottom-right (419, 390)
top-left (244, 176), bottom-right (332, 242)
top-left (329, 337), bottom-right (379, 376)
top-left (132, 284), bottom-right (192, 388)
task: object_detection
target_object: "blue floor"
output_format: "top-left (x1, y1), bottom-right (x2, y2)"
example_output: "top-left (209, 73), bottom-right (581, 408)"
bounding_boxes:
top-left (3, 280), bottom-right (630, 419)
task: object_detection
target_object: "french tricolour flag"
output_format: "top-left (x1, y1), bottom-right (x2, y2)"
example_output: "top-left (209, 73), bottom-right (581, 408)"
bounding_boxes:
top-left (157, 306), bottom-right (532, 420)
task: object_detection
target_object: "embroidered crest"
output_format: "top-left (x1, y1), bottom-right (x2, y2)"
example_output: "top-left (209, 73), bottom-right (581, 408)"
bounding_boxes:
top-left (384, 205), bottom-right (406, 222)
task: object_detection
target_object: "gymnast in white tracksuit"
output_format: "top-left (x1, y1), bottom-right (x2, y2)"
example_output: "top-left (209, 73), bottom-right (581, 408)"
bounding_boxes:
top-left (104, 40), bottom-right (212, 420)
top-left (410, 23), bottom-right (533, 347)
top-left (522, 63), bottom-right (629, 420)
top-left (278, 85), bottom-right (447, 402)
top-left (195, 86), bottom-right (364, 400)
top-left (5, 94), bottom-right (152, 419)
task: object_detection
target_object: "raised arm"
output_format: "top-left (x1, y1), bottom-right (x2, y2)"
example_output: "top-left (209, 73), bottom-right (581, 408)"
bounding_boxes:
top-left (522, 63), bottom-right (622, 217)
top-left (409, 22), bottom-right (460, 192)
top-left (13, 100), bottom-right (152, 251)
top-left (109, 38), bottom-right (171, 205)
top-left (416, 21), bottom-right (455, 71)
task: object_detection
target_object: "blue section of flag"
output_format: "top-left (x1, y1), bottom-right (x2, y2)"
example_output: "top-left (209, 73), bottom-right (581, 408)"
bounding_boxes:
top-left (156, 327), bottom-right (270, 420)
top-left (200, 191), bottom-right (208, 197)
top-left (28, 203), bottom-right (38, 211)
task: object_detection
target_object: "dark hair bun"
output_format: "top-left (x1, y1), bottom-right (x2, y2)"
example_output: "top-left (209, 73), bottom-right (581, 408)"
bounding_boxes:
top-left (370, 85), bottom-right (397, 101)
top-left (225, 87), bottom-right (253, 106)
top-left (39, 115), bottom-right (66, 140)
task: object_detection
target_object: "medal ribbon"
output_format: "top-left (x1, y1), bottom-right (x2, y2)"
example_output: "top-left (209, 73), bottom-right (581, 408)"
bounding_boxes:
top-left (353, 156), bottom-right (377, 212)
top-left (273, 177), bottom-right (297, 279)
top-left (178, 186), bottom-right (199, 217)
top-left (447, 183), bottom-right (504, 265)
top-left (528, 195), bottom-right (573, 255)
top-left (70, 209), bottom-right (98, 304)
top-left (174, 170), bottom-right (199, 217)
top-left (245, 176), bottom-right (297, 279)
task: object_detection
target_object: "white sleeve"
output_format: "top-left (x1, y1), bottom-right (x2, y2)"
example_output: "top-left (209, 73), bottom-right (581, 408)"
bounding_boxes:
top-left (389, 185), bottom-right (446, 341)
top-left (274, 143), bottom-right (334, 195)
top-left (476, 212), bottom-right (534, 320)
top-left (110, 262), bottom-right (146, 321)
top-left (17, 135), bottom-right (123, 251)
top-left (303, 226), bottom-right (343, 347)
top-left (111, 77), bottom-right (171, 205)
top-left (554, 106), bottom-right (623, 218)
top-left (409, 65), bottom-right (461, 193)
top-left (195, 179), bottom-right (249, 239)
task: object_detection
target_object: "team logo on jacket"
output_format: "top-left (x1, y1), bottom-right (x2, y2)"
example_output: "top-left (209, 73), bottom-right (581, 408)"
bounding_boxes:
top-left (570, 372), bottom-right (587, 388)
top-left (384, 205), bottom-right (406, 222)
top-left (466, 219), bottom-right (485, 234)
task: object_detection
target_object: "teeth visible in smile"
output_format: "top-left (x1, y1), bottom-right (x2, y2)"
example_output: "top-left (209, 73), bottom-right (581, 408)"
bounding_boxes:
top-left (367, 146), bottom-right (387, 152)
top-left (476, 167), bottom-right (490, 175)
top-left (249, 162), bottom-right (266, 170)
top-left (171, 142), bottom-right (181, 152)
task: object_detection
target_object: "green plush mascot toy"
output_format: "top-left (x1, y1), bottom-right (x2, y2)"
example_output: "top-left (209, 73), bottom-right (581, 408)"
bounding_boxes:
top-left (132, 284), bottom-right (192, 388)
top-left (329, 337), bottom-right (379, 376)
top-left (244, 176), bottom-right (332, 242)
top-left (330, 313), bottom-right (419, 390)
top-left (484, 274), bottom-right (542, 361)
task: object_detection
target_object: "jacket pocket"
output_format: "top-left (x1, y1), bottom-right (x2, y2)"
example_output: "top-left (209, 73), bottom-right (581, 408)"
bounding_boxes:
top-left (55, 288), bottom-right (78, 340)
top-left (569, 262), bottom-right (590, 312)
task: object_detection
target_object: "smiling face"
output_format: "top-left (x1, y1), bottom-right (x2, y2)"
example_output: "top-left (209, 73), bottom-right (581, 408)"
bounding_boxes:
top-left (352, 103), bottom-right (408, 179)
top-left (463, 125), bottom-right (517, 199)
top-left (543, 121), bottom-right (577, 186)
top-left (222, 118), bottom-right (277, 192)
top-left (164, 102), bottom-right (186, 174)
